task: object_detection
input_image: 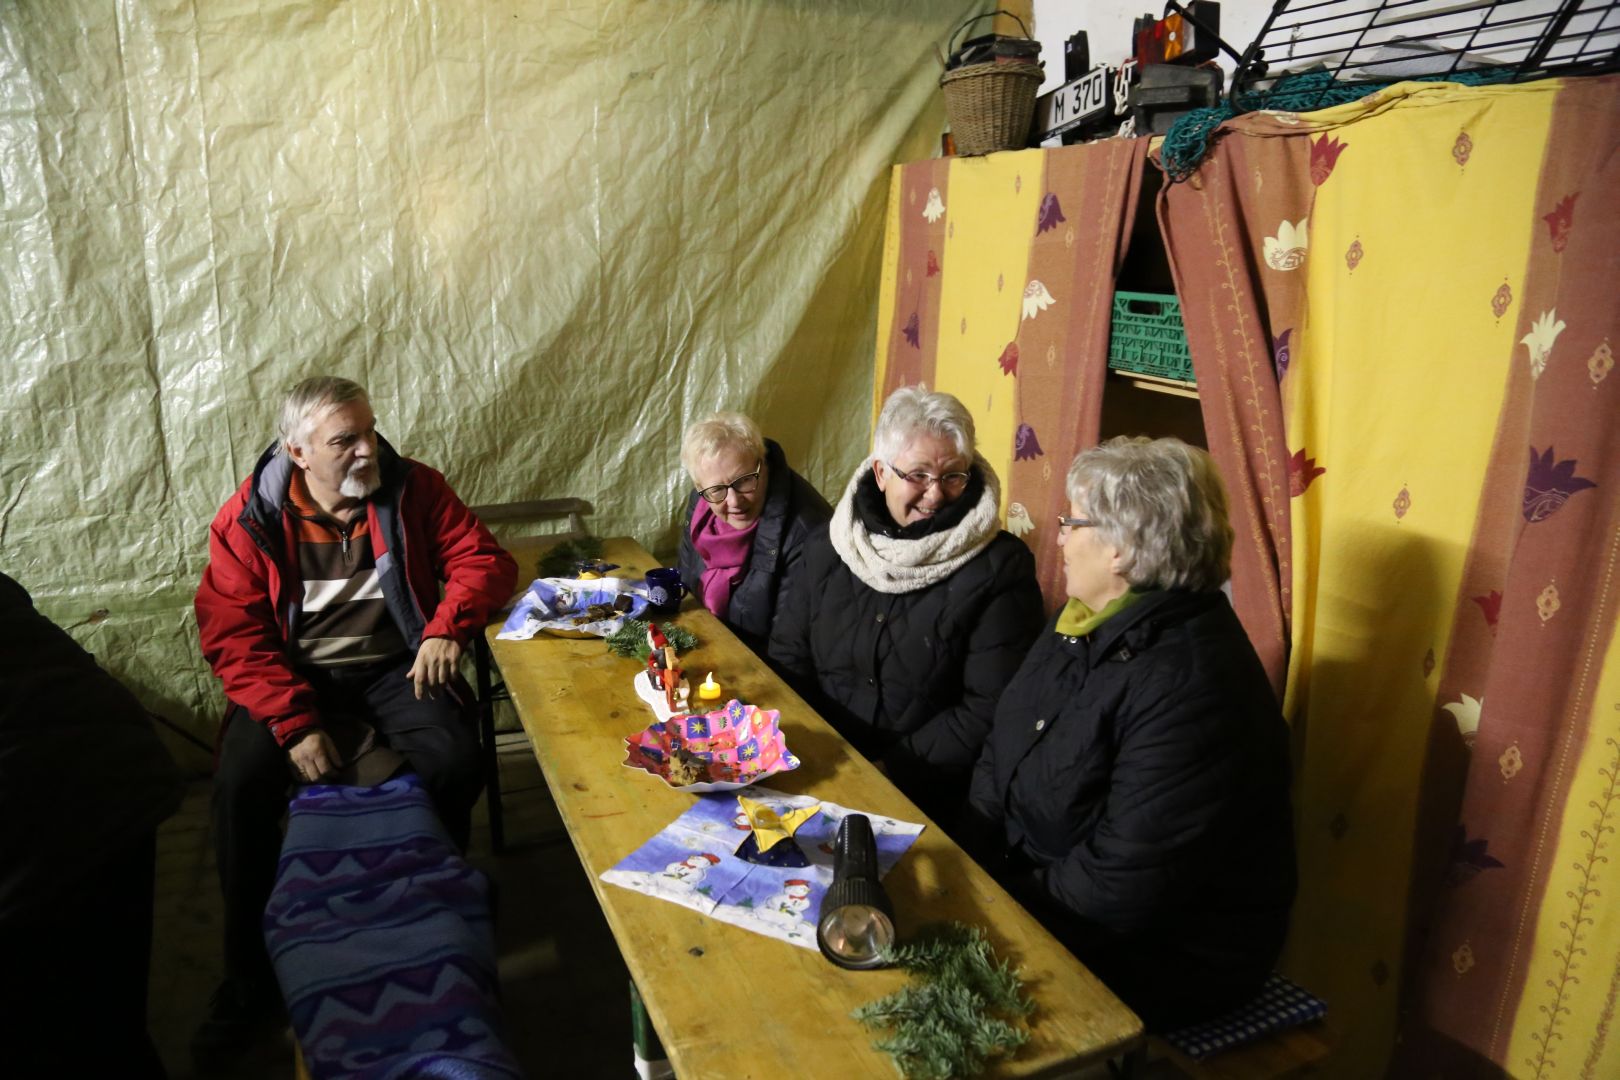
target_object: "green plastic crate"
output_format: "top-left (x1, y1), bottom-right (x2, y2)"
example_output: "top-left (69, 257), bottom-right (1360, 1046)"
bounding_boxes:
top-left (1107, 291), bottom-right (1195, 383)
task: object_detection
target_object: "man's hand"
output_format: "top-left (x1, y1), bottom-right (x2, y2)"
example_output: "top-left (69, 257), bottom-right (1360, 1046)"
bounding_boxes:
top-left (408, 636), bottom-right (463, 700)
top-left (288, 730), bottom-right (340, 783)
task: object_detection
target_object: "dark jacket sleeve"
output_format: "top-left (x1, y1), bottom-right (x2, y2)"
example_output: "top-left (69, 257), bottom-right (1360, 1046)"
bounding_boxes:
top-left (1, 573), bottom-right (184, 922)
top-left (958, 729), bottom-right (1006, 866)
top-left (766, 524), bottom-right (825, 702)
top-left (764, 476), bottom-right (831, 656)
top-left (677, 489), bottom-right (701, 603)
top-left (1037, 675), bottom-right (1251, 933)
top-left (889, 539), bottom-right (1044, 774)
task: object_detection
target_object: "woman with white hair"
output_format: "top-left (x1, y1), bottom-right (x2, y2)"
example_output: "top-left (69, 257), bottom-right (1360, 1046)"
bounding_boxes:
top-left (770, 386), bottom-right (1043, 825)
top-left (962, 436), bottom-right (1296, 1029)
top-left (676, 411), bottom-right (831, 664)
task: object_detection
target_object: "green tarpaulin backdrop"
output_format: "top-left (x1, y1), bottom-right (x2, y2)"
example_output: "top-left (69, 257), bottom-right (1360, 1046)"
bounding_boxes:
top-left (1, 0), bottom-right (986, 762)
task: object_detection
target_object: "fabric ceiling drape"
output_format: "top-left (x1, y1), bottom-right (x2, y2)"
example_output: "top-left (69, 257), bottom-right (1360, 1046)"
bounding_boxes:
top-left (873, 139), bottom-right (1149, 607)
top-left (1161, 75), bottom-right (1620, 1080)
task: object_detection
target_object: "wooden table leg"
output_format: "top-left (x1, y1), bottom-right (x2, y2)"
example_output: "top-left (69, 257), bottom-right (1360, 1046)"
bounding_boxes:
top-left (631, 978), bottom-right (673, 1080)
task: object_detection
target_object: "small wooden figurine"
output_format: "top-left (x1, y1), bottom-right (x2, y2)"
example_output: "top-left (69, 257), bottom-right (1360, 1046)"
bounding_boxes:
top-left (645, 623), bottom-right (690, 713)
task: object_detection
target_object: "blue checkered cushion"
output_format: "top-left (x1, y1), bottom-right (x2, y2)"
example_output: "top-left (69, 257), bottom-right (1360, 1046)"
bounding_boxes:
top-left (1162, 973), bottom-right (1327, 1060)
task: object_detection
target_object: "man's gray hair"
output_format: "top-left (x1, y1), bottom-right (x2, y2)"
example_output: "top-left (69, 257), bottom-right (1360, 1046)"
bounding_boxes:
top-left (1066, 436), bottom-right (1233, 592)
top-left (278, 376), bottom-right (368, 452)
top-left (872, 385), bottom-right (975, 463)
top-left (680, 411), bottom-right (765, 481)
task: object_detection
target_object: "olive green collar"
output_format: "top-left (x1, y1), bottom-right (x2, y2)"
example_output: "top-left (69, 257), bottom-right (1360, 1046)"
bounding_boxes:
top-left (1055, 590), bottom-right (1144, 638)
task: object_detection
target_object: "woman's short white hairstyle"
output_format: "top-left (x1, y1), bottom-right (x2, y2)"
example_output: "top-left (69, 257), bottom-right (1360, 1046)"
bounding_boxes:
top-left (872, 385), bottom-right (975, 463)
top-left (1066, 436), bottom-right (1233, 592)
top-left (278, 376), bottom-right (368, 453)
top-left (680, 411), bottom-right (765, 481)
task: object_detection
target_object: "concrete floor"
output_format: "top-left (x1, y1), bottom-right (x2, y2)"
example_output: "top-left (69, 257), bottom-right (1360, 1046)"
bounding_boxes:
top-left (148, 730), bottom-right (632, 1079)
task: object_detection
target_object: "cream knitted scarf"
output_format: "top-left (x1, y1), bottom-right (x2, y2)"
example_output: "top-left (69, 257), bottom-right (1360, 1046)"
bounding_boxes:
top-left (828, 454), bottom-right (1003, 595)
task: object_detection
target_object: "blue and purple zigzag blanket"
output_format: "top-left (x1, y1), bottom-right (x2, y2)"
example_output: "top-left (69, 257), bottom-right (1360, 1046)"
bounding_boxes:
top-left (264, 776), bottom-right (523, 1079)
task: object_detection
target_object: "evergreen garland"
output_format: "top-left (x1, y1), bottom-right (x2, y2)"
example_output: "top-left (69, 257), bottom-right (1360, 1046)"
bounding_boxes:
top-left (605, 618), bottom-right (700, 662)
top-left (853, 923), bottom-right (1034, 1079)
top-left (536, 536), bottom-right (606, 578)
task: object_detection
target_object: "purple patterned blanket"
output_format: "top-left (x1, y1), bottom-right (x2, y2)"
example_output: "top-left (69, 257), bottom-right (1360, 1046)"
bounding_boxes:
top-left (264, 776), bottom-right (523, 1079)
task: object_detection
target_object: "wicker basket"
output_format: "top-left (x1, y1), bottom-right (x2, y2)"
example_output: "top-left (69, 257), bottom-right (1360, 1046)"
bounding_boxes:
top-left (941, 61), bottom-right (1044, 156)
top-left (938, 11), bottom-right (1042, 157)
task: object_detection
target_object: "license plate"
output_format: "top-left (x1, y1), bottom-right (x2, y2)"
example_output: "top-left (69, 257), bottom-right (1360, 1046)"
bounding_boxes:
top-left (1035, 66), bottom-right (1111, 139)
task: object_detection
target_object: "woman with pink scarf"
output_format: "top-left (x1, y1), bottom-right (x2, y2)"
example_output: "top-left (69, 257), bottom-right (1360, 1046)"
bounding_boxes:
top-left (676, 412), bottom-right (831, 667)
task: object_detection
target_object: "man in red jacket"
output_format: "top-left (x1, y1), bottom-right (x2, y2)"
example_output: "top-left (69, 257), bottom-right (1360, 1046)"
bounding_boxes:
top-left (193, 375), bottom-right (516, 1069)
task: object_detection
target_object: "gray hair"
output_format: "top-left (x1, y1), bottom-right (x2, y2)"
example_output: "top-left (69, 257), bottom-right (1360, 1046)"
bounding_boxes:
top-left (278, 376), bottom-right (369, 453)
top-left (872, 385), bottom-right (975, 463)
top-left (680, 411), bottom-right (765, 480)
top-left (1066, 436), bottom-right (1233, 592)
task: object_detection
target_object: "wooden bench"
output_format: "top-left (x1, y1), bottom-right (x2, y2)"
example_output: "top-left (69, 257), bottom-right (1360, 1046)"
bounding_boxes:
top-left (1115, 971), bottom-right (1333, 1080)
top-left (469, 495), bottom-right (591, 539)
top-left (1147, 1020), bottom-right (1332, 1079)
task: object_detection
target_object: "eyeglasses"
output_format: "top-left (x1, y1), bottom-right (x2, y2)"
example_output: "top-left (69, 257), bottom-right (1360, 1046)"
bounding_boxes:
top-left (696, 463), bottom-right (763, 504)
top-left (1056, 515), bottom-right (1096, 532)
top-left (886, 463), bottom-right (970, 494)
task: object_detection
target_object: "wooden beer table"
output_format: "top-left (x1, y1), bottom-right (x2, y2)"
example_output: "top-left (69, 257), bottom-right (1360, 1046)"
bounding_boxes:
top-left (486, 537), bottom-right (1143, 1077)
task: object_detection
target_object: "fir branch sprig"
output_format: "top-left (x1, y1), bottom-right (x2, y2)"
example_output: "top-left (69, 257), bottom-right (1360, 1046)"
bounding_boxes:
top-left (605, 618), bottom-right (700, 662)
top-left (886, 923), bottom-right (1034, 1018)
top-left (535, 536), bottom-right (605, 578)
top-left (853, 923), bottom-right (1033, 1079)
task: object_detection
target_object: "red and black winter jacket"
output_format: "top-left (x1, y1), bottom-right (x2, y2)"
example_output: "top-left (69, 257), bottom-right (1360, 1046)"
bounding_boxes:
top-left (195, 438), bottom-right (517, 747)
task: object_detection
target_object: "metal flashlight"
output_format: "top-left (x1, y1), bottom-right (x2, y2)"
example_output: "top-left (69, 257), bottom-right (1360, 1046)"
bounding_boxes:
top-left (816, 813), bottom-right (895, 969)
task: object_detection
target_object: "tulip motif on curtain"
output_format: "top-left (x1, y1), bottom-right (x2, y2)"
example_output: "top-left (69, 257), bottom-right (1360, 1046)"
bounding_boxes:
top-left (873, 140), bottom-right (1150, 608)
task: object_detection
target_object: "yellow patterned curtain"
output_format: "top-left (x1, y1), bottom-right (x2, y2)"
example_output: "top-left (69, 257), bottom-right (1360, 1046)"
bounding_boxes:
top-left (1162, 76), bottom-right (1620, 1079)
top-left (873, 140), bottom-right (1149, 607)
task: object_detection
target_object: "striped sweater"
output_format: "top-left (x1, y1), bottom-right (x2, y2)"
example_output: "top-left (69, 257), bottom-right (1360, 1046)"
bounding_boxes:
top-left (286, 471), bottom-right (407, 668)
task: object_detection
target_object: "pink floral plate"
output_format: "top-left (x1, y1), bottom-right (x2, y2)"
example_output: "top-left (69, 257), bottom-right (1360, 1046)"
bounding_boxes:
top-left (621, 699), bottom-right (800, 793)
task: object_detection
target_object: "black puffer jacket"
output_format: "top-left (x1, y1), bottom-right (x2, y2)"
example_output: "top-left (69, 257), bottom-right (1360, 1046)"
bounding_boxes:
top-left (770, 472), bottom-right (1044, 825)
top-left (0, 573), bottom-right (184, 923)
top-left (963, 589), bottom-right (1296, 1028)
top-left (678, 439), bottom-right (831, 666)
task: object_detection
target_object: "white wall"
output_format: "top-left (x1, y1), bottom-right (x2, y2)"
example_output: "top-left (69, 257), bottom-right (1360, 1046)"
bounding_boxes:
top-left (1031, 0), bottom-right (1273, 94)
top-left (1031, 0), bottom-right (1581, 96)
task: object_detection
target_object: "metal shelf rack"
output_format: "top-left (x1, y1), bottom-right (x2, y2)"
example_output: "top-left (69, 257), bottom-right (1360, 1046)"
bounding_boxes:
top-left (1230, 0), bottom-right (1619, 109)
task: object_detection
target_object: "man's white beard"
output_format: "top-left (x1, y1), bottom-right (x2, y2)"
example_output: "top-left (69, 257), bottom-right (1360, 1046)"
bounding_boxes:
top-left (339, 465), bottom-right (380, 499)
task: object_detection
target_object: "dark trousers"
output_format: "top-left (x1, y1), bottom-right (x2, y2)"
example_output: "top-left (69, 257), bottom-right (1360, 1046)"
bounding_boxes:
top-left (2, 835), bottom-right (166, 1077)
top-left (212, 656), bottom-right (482, 987)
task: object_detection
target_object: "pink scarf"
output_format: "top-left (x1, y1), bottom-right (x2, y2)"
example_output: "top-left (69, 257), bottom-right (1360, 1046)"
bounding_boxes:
top-left (690, 500), bottom-right (759, 620)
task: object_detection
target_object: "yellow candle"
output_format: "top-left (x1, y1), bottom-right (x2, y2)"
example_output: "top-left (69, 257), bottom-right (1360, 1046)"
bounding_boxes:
top-left (698, 671), bottom-right (722, 700)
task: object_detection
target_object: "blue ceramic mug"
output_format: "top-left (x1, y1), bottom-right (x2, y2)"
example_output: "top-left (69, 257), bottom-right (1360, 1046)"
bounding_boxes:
top-left (644, 567), bottom-right (687, 615)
